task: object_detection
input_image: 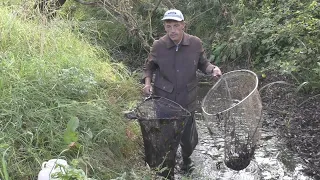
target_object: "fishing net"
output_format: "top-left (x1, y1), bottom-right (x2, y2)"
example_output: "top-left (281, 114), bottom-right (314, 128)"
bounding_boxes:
top-left (201, 70), bottom-right (262, 171)
top-left (133, 96), bottom-right (191, 179)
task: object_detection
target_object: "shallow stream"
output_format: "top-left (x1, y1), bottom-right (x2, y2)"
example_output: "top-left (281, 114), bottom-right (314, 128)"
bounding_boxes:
top-left (174, 84), bottom-right (313, 180)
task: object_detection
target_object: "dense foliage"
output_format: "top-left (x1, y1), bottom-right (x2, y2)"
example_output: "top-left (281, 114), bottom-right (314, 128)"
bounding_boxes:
top-left (212, 0), bottom-right (320, 92)
top-left (0, 3), bottom-right (143, 179)
top-left (0, 0), bottom-right (319, 179)
top-left (62, 0), bottom-right (319, 92)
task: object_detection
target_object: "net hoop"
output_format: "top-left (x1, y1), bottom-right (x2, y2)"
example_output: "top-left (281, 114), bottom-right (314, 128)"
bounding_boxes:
top-left (135, 95), bottom-right (191, 120)
top-left (201, 69), bottom-right (259, 116)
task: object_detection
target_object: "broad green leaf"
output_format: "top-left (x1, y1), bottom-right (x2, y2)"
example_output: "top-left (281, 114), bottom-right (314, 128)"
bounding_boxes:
top-left (63, 117), bottom-right (80, 144)
top-left (64, 131), bottom-right (78, 144)
top-left (67, 117), bottom-right (79, 131)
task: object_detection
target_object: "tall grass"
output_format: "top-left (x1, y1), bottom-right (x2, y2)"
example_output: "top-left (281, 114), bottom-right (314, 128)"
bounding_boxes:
top-left (0, 4), bottom-right (142, 179)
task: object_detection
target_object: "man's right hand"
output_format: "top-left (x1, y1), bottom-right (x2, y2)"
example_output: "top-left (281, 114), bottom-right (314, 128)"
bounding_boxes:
top-left (142, 84), bottom-right (153, 96)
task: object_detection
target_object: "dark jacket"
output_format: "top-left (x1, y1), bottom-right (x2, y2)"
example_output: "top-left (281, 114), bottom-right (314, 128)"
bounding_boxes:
top-left (142, 32), bottom-right (212, 111)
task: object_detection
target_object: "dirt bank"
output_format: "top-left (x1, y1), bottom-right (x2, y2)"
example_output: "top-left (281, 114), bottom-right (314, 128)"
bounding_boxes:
top-left (259, 73), bottom-right (320, 179)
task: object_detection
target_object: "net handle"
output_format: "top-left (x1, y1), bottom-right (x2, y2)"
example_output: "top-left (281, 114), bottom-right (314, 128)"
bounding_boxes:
top-left (201, 69), bottom-right (259, 116)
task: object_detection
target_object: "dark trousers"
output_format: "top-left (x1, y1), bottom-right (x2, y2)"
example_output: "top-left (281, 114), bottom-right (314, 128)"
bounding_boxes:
top-left (180, 112), bottom-right (198, 159)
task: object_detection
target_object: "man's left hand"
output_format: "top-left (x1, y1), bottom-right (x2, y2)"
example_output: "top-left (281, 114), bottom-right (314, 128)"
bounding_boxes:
top-left (212, 66), bottom-right (222, 78)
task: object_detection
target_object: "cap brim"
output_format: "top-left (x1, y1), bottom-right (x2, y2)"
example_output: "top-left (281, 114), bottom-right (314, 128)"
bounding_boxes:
top-left (161, 17), bottom-right (183, 21)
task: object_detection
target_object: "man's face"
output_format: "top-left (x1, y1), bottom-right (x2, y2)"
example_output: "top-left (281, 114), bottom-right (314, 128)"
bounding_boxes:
top-left (164, 20), bottom-right (185, 43)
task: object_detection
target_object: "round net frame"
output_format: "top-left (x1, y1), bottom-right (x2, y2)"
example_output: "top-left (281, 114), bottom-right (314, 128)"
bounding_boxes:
top-left (134, 96), bottom-right (191, 178)
top-left (201, 70), bottom-right (263, 171)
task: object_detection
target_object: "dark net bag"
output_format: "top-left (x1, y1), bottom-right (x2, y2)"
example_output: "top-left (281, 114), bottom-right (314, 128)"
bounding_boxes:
top-left (130, 96), bottom-right (191, 179)
top-left (201, 70), bottom-right (262, 171)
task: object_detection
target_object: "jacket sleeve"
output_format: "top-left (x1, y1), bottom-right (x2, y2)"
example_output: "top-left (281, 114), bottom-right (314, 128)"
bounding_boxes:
top-left (141, 41), bottom-right (159, 84)
top-left (197, 41), bottom-right (213, 74)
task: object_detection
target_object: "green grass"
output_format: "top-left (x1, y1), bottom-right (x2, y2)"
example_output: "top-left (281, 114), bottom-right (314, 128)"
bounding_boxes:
top-left (0, 4), bottom-right (142, 179)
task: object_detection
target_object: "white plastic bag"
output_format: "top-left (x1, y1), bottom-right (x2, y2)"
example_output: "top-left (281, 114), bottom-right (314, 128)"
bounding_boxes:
top-left (38, 159), bottom-right (69, 180)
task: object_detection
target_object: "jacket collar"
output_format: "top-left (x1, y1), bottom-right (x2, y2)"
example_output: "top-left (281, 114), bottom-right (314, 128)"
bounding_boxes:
top-left (164, 32), bottom-right (190, 48)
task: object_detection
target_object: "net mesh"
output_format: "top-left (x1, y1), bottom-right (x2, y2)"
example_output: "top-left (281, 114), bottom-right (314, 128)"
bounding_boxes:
top-left (134, 96), bottom-right (191, 178)
top-left (201, 70), bottom-right (262, 171)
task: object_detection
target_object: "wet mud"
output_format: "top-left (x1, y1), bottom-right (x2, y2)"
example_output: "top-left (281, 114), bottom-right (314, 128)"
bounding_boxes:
top-left (172, 77), bottom-right (319, 180)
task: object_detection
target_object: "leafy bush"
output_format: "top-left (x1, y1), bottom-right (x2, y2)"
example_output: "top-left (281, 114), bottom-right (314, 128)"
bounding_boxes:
top-left (210, 0), bottom-right (320, 91)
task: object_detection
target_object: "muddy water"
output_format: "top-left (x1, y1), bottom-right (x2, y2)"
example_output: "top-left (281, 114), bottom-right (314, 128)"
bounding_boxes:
top-left (174, 84), bottom-right (313, 180)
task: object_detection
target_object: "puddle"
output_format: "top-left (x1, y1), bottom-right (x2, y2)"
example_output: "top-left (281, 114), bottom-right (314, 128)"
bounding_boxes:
top-left (173, 84), bottom-right (313, 180)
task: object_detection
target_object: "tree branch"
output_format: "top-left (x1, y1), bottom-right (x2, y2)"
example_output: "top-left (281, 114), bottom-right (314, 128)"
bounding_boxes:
top-left (164, 0), bottom-right (175, 9)
top-left (149, 0), bottom-right (163, 20)
top-left (73, 0), bottom-right (151, 51)
top-left (73, 0), bottom-right (101, 6)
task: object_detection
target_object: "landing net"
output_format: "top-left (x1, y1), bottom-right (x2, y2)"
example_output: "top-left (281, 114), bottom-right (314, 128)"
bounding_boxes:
top-left (201, 70), bottom-right (263, 171)
top-left (134, 96), bottom-right (191, 178)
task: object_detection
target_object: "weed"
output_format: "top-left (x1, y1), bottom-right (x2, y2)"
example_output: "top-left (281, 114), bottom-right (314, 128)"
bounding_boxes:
top-left (0, 4), bottom-right (141, 179)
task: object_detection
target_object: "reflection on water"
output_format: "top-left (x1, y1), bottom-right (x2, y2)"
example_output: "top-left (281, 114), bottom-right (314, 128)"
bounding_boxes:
top-left (174, 84), bottom-right (313, 180)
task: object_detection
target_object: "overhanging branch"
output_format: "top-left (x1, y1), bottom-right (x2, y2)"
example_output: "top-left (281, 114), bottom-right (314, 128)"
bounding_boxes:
top-left (73, 0), bottom-right (152, 51)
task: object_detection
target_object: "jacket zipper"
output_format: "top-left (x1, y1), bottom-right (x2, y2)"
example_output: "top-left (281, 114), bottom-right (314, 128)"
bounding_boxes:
top-left (174, 45), bottom-right (178, 101)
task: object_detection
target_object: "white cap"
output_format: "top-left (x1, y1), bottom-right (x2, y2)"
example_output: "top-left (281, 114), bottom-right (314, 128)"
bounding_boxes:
top-left (161, 9), bottom-right (184, 21)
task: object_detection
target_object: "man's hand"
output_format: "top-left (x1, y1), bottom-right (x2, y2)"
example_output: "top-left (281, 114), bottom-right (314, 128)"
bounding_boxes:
top-left (142, 84), bottom-right (153, 96)
top-left (206, 64), bottom-right (222, 79)
top-left (212, 66), bottom-right (222, 78)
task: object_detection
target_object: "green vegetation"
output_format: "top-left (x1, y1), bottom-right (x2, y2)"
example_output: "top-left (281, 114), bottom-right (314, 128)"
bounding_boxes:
top-left (0, 0), bottom-right (319, 179)
top-left (207, 0), bottom-right (320, 92)
top-left (0, 4), bottom-right (144, 179)
top-left (162, 0), bottom-right (320, 92)
top-left (62, 0), bottom-right (319, 92)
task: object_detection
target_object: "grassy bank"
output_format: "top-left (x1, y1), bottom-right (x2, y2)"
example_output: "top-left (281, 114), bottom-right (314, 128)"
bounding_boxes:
top-left (0, 5), bottom-right (142, 179)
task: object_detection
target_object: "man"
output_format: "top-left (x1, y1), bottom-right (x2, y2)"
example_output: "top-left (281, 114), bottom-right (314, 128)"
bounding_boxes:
top-left (141, 9), bottom-right (222, 173)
